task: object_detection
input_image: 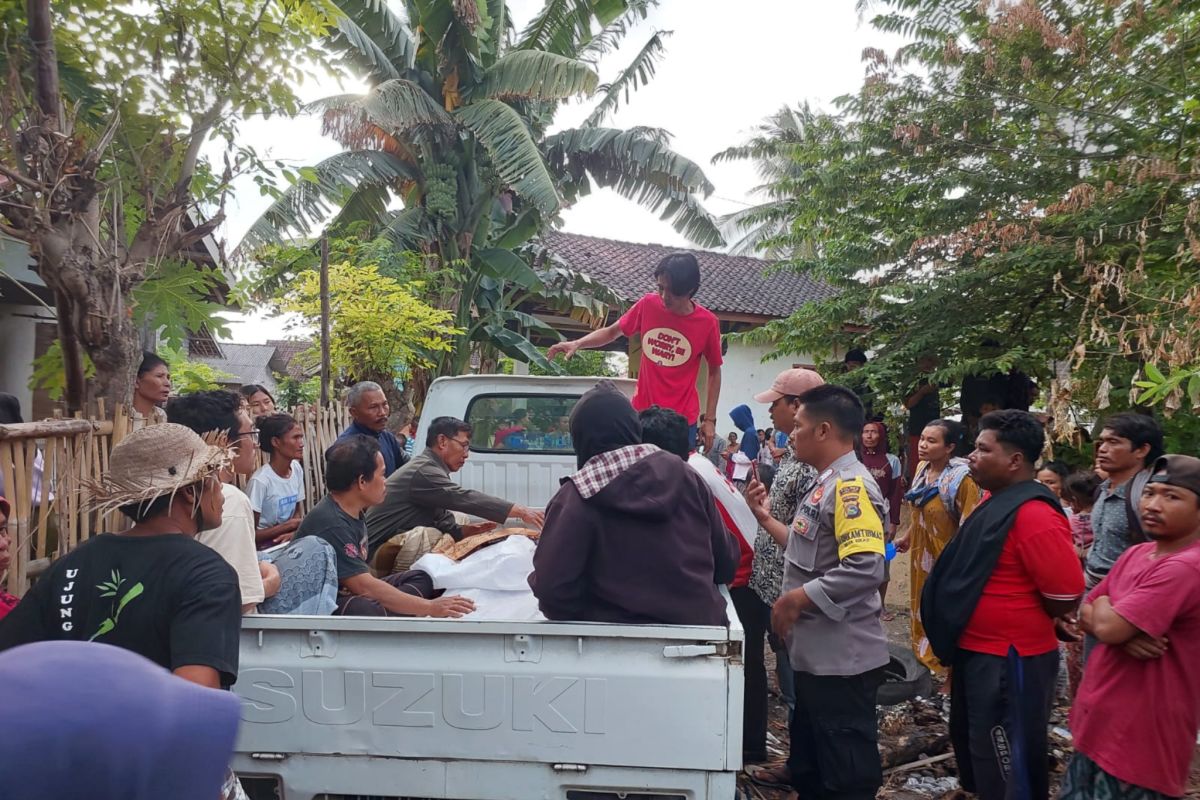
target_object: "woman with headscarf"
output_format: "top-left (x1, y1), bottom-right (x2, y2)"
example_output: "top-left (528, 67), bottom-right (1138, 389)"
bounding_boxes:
top-left (893, 419), bottom-right (983, 673)
top-left (529, 381), bottom-right (738, 626)
top-left (860, 421), bottom-right (903, 533)
top-left (860, 421), bottom-right (904, 616)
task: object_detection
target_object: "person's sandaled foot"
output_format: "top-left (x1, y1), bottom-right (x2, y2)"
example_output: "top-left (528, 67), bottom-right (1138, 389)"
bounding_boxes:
top-left (745, 762), bottom-right (792, 789)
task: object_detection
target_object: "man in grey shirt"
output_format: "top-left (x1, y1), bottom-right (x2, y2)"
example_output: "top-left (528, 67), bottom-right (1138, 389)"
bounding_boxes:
top-left (365, 416), bottom-right (544, 556)
top-left (747, 384), bottom-right (888, 800)
top-left (1082, 413), bottom-right (1162, 659)
top-left (1086, 413), bottom-right (1163, 586)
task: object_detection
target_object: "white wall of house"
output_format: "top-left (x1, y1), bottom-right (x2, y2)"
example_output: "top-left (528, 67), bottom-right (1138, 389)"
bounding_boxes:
top-left (698, 339), bottom-right (818, 439)
top-left (0, 306), bottom-right (39, 418)
top-left (1, 235), bottom-right (44, 419)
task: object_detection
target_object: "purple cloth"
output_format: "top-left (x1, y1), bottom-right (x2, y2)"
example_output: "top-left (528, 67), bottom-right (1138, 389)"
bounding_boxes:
top-left (0, 640), bottom-right (241, 800)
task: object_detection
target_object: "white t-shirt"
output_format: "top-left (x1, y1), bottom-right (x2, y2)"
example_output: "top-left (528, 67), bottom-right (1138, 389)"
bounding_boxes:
top-left (247, 461), bottom-right (305, 529)
top-left (195, 483), bottom-right (266, 606)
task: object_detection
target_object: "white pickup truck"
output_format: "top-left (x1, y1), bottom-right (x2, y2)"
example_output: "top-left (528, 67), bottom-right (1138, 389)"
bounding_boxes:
top-left (233, 375), bottom-right (745, 800)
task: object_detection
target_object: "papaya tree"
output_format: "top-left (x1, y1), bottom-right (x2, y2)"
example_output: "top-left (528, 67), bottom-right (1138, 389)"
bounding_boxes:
top-left (0, 0), bottom-right (336, 410)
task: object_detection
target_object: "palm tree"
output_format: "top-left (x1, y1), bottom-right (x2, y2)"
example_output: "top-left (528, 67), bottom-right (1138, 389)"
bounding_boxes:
top-left (712, 104), bottom-right (826, 258)
top-left (240, 0), bottom-right (723, 385)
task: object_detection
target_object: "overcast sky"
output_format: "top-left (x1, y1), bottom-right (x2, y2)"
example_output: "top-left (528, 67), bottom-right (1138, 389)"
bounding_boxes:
top-left (219, 1), bottom-right (904, 342)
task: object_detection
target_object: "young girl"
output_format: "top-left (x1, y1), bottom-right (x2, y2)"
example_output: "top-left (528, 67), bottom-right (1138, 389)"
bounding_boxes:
top-left (1036, 460), bottom-right (1071, 501)
top-left (1061, 471), bottom-right (1101, 565)
top-left (247, 413), bottom-right (306, 549)
top-left (240, 384), bottom-right (277, 419)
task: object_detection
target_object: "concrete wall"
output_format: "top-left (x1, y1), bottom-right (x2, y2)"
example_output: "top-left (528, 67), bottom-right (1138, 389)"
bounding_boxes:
top-left (698, 339), bottom-right (817, 438)
top-left (0, 305), bottom-right (39, 418)
top-left (1, 236), bottom-right (44, 418)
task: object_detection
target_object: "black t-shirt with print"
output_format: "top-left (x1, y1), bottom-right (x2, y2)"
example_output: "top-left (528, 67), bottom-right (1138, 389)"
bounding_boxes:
top-left (294, 495), bottom-right (370, 581)
top-left (0, 533), bottom-right (241, 687)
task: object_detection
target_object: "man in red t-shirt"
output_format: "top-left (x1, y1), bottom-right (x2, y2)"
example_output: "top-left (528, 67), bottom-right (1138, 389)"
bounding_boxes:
top-left (1063, 454), bottom-right (1200, 800)
top-left (548, 252), bottom-right (722, 450)
top-left (920, 410), bottom-right (1084, 800)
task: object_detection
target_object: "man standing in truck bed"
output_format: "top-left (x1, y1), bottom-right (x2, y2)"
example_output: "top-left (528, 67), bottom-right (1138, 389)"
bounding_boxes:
top-left (548, 252), bottom-right (722, 451)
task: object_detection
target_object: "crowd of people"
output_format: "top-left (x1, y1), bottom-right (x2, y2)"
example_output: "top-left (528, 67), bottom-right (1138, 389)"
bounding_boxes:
top-left (0, 251), bottom-right (1197, 800)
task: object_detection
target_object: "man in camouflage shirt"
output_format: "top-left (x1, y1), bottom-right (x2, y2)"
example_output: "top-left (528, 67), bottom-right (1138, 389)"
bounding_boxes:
top-left (736, 368), bottom-right (822, 772)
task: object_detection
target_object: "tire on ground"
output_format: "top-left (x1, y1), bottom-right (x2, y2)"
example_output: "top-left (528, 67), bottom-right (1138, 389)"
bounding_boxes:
top-left (876, 642), bottom-right (933, 706)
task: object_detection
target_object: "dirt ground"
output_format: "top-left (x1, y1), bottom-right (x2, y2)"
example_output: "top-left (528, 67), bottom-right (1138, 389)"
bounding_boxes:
top-left (738, 586), bottom-right (1200, 800)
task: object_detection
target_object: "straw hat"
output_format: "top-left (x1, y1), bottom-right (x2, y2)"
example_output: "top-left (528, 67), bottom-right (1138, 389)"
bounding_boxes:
top-left (87, 423), bottom-right (233, 515)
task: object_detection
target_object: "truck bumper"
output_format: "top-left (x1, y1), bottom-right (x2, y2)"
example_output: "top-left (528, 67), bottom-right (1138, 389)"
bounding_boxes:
top-left (235, 753), bottom-right (737, 800)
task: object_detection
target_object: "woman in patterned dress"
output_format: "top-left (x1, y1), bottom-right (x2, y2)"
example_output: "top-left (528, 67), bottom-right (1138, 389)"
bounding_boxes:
top-left (893, 418), bottom-right (983, 673)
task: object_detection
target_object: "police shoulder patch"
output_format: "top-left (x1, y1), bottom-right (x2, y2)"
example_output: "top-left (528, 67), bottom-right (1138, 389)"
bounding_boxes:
top-left (832, 476), bottom-right (884, 560)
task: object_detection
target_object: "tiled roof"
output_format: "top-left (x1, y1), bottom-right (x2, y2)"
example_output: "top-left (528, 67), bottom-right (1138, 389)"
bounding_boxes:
top-left (192, 343), bottom-right (278, 391)
top-left (266, 338), bottom-right (316, 380)
top-left (540, 231), bottom-right (838, 319)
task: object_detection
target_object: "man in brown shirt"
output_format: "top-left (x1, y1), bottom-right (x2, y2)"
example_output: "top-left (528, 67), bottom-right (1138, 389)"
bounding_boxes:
top-left (364, 416), bottom-right (544, 557)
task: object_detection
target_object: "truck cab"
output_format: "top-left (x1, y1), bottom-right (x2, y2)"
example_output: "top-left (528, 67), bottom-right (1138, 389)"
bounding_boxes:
top-left (413, 375), bottom-right (636, 511)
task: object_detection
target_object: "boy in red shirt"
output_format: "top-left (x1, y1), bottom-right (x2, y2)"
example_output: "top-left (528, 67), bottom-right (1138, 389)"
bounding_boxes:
top-left (548, 252), bottom-right (722, 450)
top-left (1063, 454), bottom-right (1200, 800)
top-left (920, 410), bottom-right (1084, 800)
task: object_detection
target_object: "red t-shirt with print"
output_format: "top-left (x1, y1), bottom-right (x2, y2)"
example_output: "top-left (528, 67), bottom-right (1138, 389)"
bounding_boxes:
top-left (619, 293), bottom-right (723, 424)
top-left (1071, 541), bottom-right (1200, 797)
top-left (957, 499), bottom-right (1084, 657)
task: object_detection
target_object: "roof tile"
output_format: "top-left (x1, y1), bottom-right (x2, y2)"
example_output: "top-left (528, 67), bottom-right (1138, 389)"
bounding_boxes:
top-left (540, 231), bottom-right (837, 319)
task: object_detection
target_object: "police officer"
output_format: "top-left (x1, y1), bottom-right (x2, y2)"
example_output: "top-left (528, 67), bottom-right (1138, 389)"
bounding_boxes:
top-left (747, 383), bottom-right (889, 800)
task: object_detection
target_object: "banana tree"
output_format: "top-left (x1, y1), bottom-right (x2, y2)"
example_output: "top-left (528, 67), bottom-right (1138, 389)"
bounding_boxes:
top-left (240, 0), bottom-right (723, 377)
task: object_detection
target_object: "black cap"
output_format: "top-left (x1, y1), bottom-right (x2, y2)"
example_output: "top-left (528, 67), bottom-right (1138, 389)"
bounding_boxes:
top-left (1149, 455), bottom-right (1200, 499)
top-left (844, 348), bottom-right (868, 364)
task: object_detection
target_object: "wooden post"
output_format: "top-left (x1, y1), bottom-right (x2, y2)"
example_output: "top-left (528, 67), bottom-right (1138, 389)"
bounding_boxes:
top-left (319, 235), bottom-right (331, 407)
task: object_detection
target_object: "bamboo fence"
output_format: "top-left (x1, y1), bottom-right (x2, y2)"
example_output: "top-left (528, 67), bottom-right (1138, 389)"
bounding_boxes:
top-left (0, 400), bottom-right (351, 598)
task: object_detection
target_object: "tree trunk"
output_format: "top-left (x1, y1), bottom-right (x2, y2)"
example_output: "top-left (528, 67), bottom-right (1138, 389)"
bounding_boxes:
top-left (404, 365), bottom-right (432, 417)
top-left (35, 201), bottom-right (136, 413)
top-left (319, 236), bottom-right (331, 406)
top-left (25, 0), bottom-right (60, 126)
top-left (21, 0), bottom-right (137, 414)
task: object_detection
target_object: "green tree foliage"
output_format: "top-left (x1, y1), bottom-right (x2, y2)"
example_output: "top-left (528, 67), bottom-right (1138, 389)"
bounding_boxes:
top-left (500, 348), bottom-right (619, 377)
top-left (0, 0), bottom-right (338, 410)
top-left (726, 0), bottom-right (1200, 446)
top-left (239, 0), bottom-right (720, 381)
top-left (27, 340), bottom-right (96, 402)
top-left (29, 341), bottom-right (231, 400)
top-left (156, 344), bottom-right (236, 395)
top-left (275, 375), bottom-right (321, 408)
top-left (273, 260), bottom-right (461, 398)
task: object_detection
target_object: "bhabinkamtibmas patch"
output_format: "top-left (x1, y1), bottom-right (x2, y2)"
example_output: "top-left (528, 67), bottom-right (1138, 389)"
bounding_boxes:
top-left (834, 477), bottom-right (885, 559)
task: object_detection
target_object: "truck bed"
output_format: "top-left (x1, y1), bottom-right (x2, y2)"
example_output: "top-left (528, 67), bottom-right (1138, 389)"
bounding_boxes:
top-left (233, 607), bottom-right (744, 800)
